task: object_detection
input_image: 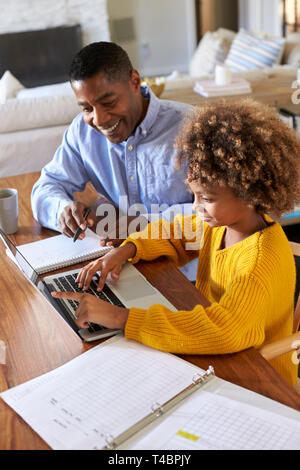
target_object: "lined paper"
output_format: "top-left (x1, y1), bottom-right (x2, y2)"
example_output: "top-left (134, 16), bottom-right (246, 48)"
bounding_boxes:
top-left (17, 228), bottom-right (110, 273)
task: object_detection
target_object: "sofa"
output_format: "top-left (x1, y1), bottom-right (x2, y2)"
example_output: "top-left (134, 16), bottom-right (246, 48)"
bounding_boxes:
top-left (164, 27), bottom-right (300, 90)
top-left (0, 76), bottom-right (80, 178)
top-left (1, 27), bottom-right (300, 179)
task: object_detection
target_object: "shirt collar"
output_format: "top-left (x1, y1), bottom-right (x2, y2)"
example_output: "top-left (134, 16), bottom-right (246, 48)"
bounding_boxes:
top-left (136, 85), bottom-right (160, 137)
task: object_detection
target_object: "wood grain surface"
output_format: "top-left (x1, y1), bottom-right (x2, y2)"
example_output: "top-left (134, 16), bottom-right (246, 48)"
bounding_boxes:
top-left (0, 171), bottom-right (299, 450)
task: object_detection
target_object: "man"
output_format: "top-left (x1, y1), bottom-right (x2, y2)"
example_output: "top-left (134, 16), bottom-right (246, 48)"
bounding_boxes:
top-left (31, 42), bottom-right (196, 277)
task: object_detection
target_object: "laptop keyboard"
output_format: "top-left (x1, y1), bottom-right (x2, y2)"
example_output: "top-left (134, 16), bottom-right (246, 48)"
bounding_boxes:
top-left (50, 273), bottom-right (124, 333)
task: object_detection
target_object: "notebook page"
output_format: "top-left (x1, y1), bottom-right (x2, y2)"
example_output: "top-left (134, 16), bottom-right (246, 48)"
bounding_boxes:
top-left (17, 228), bottom-right (110, 273)
top-left (1, 336), bottom-right (202, 450)
top-left (130, 390), bottom-right (300, 450)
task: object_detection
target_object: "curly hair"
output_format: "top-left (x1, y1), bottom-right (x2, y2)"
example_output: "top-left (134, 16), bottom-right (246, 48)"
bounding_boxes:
top-left (175, 99), bottom-right (300, 217)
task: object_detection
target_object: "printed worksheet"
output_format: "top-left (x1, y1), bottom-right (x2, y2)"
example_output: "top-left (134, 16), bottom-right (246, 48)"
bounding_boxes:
top-left (130, 390), bottom-right (300, 450)
top-left (1, 336), bottom-right (201, 450)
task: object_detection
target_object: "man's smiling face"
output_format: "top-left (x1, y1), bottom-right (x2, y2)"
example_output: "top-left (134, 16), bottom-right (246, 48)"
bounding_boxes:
top-left (72, 69), bottom-right (143, 143)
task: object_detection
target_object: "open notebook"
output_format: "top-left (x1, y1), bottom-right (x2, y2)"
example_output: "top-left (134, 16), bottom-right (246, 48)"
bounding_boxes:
top-left (16, 228), bottom-right (111, 274)
top-left (1, 336), bottom-right (300, 450)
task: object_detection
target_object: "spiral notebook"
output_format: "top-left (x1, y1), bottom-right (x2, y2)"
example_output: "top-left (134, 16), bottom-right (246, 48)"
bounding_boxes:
top-left (16, 228), bottom-right (111, 274)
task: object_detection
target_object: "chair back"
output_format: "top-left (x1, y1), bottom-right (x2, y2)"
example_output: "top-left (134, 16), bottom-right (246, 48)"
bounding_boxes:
top-left (257, 241), bottom-right (300, 365)
top-left (294, 292), bottom-right (300, 333)
top-left (290, 241), bottom-right (300, 333)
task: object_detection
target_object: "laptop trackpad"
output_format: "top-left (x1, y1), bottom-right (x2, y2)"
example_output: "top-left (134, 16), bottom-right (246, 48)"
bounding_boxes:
top-left (111, 275), bottom-right (155, 301)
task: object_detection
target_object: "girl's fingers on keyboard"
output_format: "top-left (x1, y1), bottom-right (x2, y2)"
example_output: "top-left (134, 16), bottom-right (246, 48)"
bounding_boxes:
top-left (76, 259), bottom-right (103, 289)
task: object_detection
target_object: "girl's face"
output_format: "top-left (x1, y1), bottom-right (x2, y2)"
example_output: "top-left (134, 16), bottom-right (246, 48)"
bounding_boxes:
top-left (189, 181), bottom-right (253, 228)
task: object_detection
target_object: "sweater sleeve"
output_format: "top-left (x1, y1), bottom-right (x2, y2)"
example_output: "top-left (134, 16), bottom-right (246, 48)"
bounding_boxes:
top-left (125, 274), bottom-right (268, 355)
top-left (123, 214), bottom-right (203, 267)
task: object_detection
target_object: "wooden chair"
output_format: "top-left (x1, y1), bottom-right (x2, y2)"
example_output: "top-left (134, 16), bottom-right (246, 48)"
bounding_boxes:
top-left (259, 241), bottom-right (300, 394)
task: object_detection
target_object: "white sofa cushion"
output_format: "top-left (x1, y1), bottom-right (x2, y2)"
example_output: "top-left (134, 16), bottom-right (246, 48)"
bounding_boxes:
top-left (0, 71), bottom-right (24, 103)
top-left (0, 94), bottom-right (79, 133)
top-left (282, 33), bottom-right (300, 66)
top-left (189, 31), bottom-right (232, 78)
top-left (0, 125), bottom-right (68, 177)
top-left (286, 44), bottom-right (300, 67)
top-left (225, 28), bottom-right (285, 71)
top-left (17, 81), bottom-right (73, 99)
top-left (215, 27), bottom-right (237, 44)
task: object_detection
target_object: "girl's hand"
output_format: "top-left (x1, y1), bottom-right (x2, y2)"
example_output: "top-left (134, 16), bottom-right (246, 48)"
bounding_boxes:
top-left (51, 291), bottom-right (129, 330)
top-left (76, 242), bottom-right (137, 291)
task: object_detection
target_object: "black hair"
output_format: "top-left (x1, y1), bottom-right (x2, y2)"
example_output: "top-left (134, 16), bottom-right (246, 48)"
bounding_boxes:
top-left (69, 41), bottom-right (133, 82)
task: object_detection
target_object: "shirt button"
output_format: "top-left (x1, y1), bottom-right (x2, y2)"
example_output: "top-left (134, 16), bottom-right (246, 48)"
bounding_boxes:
top-left (128, 145), bottom-right (133, 151)
top-left (142, 129), bottom-right (147, 135)
top-left (130, 176), bottom-right (135, 182)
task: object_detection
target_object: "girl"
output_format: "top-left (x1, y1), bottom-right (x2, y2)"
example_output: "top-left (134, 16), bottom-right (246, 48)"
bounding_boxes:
top-left (53, 99), bottom-right (300, 386)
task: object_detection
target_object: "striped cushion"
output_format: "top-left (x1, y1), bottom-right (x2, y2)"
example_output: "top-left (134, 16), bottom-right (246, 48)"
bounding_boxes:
top-left (225, 28), bottom-right (285, 72)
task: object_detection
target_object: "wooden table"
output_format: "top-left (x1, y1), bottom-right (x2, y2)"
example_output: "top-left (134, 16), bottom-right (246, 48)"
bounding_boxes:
top-left (0, 172), bottom-right (299, 449)
top-left (161, 73), bottom-right (297, 108)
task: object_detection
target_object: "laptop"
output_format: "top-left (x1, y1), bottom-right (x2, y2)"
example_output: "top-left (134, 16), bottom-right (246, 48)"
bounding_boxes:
top-left (0, 228), bottom-right (176, 342)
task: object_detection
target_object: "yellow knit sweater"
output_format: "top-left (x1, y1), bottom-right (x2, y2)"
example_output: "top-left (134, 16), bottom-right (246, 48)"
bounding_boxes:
top-left (124, 214), bottom-right (297, 386)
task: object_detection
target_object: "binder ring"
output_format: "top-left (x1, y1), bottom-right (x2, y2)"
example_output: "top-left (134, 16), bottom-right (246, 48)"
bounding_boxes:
top-left (192, 372), bottom-right (203, 384)
top-left (104, 433), bottom-right (116, 449)
top-left (151, 401), bottom-right (163, 417)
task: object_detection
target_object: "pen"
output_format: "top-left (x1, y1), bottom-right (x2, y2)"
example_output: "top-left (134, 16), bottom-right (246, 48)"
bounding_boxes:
top-left (73, 207), bottom-right (91, 243)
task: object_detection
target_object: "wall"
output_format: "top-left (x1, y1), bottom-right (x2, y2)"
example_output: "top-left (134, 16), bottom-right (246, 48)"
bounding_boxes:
top-left (239, 0), bottom-right (282, 36)
top-left (0, 0), bottom-right (110, 45)
top-left (107, 0), bottom-right (197, 76)
top-left (199, 0), bottom-right (238, 36)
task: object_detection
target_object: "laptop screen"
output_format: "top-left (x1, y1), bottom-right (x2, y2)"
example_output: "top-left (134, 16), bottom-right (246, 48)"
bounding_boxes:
top-left (0, 228), bottom-right (121, 340)
top-left (0, 228), bottom-right (40, 285)
top-left (0, 227), bottom-right (85, 333)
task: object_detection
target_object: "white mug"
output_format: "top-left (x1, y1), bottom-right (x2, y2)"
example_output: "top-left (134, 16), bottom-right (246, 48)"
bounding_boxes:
top-left (0, 188), bottom-right (18, 234)
top-left (215, 65), bottom-right (232, 86)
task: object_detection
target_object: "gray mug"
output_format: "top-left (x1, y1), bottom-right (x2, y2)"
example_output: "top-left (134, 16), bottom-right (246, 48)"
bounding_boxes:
top-left (0, 188), bottom-right (18, 234)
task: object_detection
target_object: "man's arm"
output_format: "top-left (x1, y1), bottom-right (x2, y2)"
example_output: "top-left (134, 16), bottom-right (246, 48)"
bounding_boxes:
top-left (31, 121), bottom-right (91, 232)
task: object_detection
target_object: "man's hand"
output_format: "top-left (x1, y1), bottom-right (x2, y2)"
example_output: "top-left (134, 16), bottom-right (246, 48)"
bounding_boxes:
top-left (51, 291), bottom-right (129, 330)
top-left (58, 201), bottom-right (97, 238)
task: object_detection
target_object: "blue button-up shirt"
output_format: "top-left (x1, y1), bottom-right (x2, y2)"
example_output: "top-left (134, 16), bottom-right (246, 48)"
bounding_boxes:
top-left (31, 87), bottom-right (193, 231)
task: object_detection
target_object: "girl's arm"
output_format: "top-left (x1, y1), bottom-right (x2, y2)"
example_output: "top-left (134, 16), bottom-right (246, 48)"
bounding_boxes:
top-left (125, 275), bottom-right (268, 355)
top-left (124, 213), bottom-right (202, 267)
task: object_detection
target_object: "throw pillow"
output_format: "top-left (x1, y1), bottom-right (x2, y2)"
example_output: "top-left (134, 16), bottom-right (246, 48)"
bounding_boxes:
top-left (215, 28), bottom-right (237, 45)
top-left (0, 70), bottom-right (24, 104)
top-left (283, 33), bottom-right (300, 66)
top-left (0, 95), bottom-right (79, 133)
top-left (17, 81), bottom-right (73, 99)
top-left (225, 28), bottom-right (285, 72)
top-left (252, 30), bottom-right (286, 64)
top-left (189, 31), bottom-right (230, 78)
top-left (286, 45), bottom-right (300, 67)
